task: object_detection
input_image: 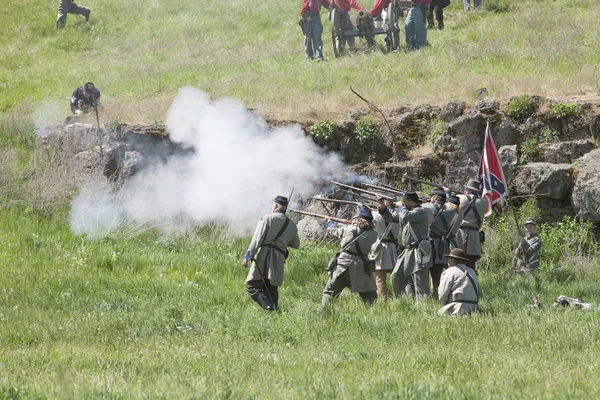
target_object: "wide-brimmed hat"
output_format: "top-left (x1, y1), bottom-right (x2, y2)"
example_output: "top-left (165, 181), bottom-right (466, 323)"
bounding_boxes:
top-left (273, 195), bottom-right (289, 206)
top-left (465, 178), bottom-right (481, 192)
top-left (357, 205), bottom-right (373, 221)
top-left (445, 248), bottom-right (470, 262)
top-left (402, 191), bottom-right (420, 203)
top-left (524, 218), bottom-right (537, 226)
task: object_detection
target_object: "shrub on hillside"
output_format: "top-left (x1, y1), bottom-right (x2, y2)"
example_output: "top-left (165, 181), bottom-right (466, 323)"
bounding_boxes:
top-left (507, 96), bottom-right (536, 121)
top-left (519, 138), bottom-right (539, 164)
top-left (310, 120), bottom-right (338, 147)
top-left (551, 102), bottom-right (579, 119)
top-left (428, 120), bottom-right (447, 145)
top-left (539, 126), bottom-right (560, 143)
top-left (354, 116), bottom-right (378, 147)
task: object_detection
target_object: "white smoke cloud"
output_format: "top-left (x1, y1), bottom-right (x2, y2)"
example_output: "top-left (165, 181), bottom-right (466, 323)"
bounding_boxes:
top-left (70, 87), bottom-right (350, 237)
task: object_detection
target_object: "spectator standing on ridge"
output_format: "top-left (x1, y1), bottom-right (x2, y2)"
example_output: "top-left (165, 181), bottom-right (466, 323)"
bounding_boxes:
top-left (463, 0), bottom-right (481, 11)
top-left (427, 0), bottom-right (450, 30)
top-left (300, 0), bottom-right (331, 61)
top-left (405, 0), bottom-right (431, 51)
top-left (56, 0), bottom-right (91, 28)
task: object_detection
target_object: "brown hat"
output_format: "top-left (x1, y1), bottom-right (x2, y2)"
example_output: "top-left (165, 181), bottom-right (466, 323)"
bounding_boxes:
top-left (445, 248), bottom-right (470, 262)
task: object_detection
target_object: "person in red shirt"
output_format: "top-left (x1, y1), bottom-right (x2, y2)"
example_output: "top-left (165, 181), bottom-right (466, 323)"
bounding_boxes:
top-left (300, 0), bottom-right (331, 61)
top-left (332, 0), bottom-right (364, 49)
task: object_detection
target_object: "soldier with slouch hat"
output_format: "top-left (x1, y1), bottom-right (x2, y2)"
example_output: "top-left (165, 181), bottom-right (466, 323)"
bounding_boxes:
top-left (423, 188), bottom-right (462, 294)
top-left (322, 206), bottom-right (379, 307)
top-left (242, 196), bottom-right (300, 312)
top-left (438, 248), bottom-right (479, 315)
top-left (372, 200), bottom-right (400, 298)
top-left (452, 178), bottom-right (489, 270)
top-left (378, 191), bottom-right (432, 298)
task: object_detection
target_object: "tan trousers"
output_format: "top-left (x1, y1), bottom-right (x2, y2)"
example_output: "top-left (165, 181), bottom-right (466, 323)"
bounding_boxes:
top-left (375, 270), bottom-right (392, 298)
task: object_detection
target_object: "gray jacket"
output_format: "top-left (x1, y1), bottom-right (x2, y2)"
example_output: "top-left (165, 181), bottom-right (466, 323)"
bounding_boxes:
top-left (516, 233), bottom-right (541, 271)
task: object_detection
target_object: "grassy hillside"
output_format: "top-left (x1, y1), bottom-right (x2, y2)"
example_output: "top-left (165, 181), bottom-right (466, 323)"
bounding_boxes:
top-left (1, 205), bottom-right (600, 398)
top-left (0, 0), bottom-right (599, 122)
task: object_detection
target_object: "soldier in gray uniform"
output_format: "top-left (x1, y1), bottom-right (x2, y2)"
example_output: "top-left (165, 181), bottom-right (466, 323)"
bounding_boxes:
top-left (378, 192), bottom-right (432, 298)
top-left (56, 0), bottom-right (91, 28)
top-left (423, 188), bottom-right (462, 294)
top-left (372, 200), bottom-right (400, 298)
top-left (438, 248), bottom-right (479, 315)
top-left (515, 218), bottom-right (542, 274)
top-left (322, 206), bottom-right (379, 307)
top-left (452, 179), bottom-right (489, 270)
top-left (242, 196), bottom-right (300, 312)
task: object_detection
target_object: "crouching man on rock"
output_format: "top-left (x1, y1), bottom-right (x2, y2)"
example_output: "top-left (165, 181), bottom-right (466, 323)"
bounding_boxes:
top-left (242, 196), bottom-right (300, 312)
top-left (438, 248), bottom-right (479, 315)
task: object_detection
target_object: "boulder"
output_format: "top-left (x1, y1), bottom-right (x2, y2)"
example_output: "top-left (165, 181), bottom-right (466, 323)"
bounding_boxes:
top-left (119, 151), bottom-right (144, 180)
top-left (493, 115), bottom-right (522, 148)
top-left (438, 101), bottom-right (466, 122)
top-left (446, 111), bottom-right (487, 154)
top-left (513, 163), bottom-right (573, 200)
top-left (538, 139), bottom-right (595, 164)
top-left (74, 141), bottom-right (126, 178)
top-left (498, 145), bottom-right (518, 184)
top-left (572, 149), bottom-right (600, 222)
top-left (474, 97), bottom-right (500, 115)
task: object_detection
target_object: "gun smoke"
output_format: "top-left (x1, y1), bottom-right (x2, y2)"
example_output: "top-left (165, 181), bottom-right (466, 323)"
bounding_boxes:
top-left (69, 87), bottom-right (350, 238)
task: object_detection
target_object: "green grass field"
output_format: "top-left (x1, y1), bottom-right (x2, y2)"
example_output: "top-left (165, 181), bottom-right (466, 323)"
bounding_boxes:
top-left (1, 205), bottom-right (600, 399)
top-left (2, 0), bottom-right (600, 398)
top-left (0, 0), bottom-right (599, 122)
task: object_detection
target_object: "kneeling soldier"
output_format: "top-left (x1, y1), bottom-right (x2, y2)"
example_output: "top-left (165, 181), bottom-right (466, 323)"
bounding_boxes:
top-left (242, 196), bottom-right (300, 312)
top-left (322, 206), bottom-right (379, 307)
top-left (70, 82), bottom-right (101, 115)
top-left (438, 248), bottom-right (479, 315)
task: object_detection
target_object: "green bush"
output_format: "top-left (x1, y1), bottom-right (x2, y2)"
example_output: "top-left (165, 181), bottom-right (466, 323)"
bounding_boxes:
top-left (310, 120), bottom-right (338, 146)
top-left (507, 96), bottom-right (536, 120)
top-left (428, 120), bottom-right (447, 144)
top-left (539, 126), bottom-right (560, 143)
top-left (519, 138), bottom-right (539, 164)
top-left (551, 102), bottom-right (579, 119)
top-left (354, 116), bottom-right (378, 147)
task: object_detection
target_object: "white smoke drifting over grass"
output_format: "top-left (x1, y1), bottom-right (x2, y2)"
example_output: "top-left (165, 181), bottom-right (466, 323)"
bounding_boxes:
top-left (70, 87), bottom-right (350, 238)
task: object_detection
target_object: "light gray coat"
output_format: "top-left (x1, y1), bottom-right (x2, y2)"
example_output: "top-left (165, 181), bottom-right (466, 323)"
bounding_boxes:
top-left (438, 264), bottom-right (479, 315)
top-left (516, 233), bottom-right (542, 271)
top-left (423, 202), bottom-right (462, 266)
top-left (455, 193), bottom-right (489, 256)
top-left (245, 212), bottom-right (300, 287)
top-left (382, 206), bottom-right (431, 276)
top-left (373, 211), bottom-right (400, 271)
top-left (327, 225), bottom-right (378, 293)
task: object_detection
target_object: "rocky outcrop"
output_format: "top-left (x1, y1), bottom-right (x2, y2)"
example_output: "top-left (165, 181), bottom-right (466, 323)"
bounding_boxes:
top-left (538, 139), bottom-right (595, 164)
top-left (74, 142), bottom-right (126, 177)
top-left (572, 149), bottom-right (600, 222)
top-left (513, 163), bottom-right (573, 199)
top-left (499, 145), bottom-right (518, 184)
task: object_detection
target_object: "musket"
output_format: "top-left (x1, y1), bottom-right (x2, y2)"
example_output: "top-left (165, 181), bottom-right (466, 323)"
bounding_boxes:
top-left (290, 209), bottom-right (351, 224)
top-left (404, 176), bottom-right (464, 194)
top-left (92, 96), bottom-right (103, 160)
top-left (362, 182), bottom-right (405, 196)
top-left (312, 197), bottom-right (377, 210)
top-left (331, 181), bottom-right (396, 201)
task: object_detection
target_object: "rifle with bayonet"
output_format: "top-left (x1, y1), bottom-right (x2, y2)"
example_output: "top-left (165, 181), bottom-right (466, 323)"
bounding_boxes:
top-left (331, 181), bottom-right (397, 201)
top-left (290, 209), bottom-right (352, 224)
top-left (312, 196), bottom-right (377, 210)
top-left (404, 176), bottom-right (464, 194)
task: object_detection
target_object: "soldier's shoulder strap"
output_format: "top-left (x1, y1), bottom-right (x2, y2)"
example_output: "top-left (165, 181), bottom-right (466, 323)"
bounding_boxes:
top-left (274, 217), bottom-right (290, 242)
top-left (463, 194), bottom-right (482, 226)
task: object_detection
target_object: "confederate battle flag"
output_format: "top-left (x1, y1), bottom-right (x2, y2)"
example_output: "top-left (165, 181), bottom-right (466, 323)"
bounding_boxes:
top-left (479, 122), bottom-right (507, 216)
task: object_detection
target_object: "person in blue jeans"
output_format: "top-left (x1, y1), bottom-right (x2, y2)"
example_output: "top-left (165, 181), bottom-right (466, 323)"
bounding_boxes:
top-left (405, 1), bottom-right (430, 51)
top-left (300, 0), bottom-right (331, 61)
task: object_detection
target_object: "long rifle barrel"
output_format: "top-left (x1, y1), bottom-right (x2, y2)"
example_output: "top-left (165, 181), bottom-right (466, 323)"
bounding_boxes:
top-left (404, 177), bottom-right (464, 194)
top-left (290, 209), bottom-right (351, 224)
top-left (312, 197), bottom-right (377, 210)
top-left (362, 182), bottom-right (405, 196)
top-left (331, 181), bottom-right (396, 201)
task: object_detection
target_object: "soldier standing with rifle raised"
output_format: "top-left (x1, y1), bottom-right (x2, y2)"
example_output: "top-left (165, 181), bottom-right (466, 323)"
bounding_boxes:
top-left (378, 192), bottom-right (432, 298)
top-left (242, 196), bottom-right (300, 312)
top-left (449, 179), bottom-right (489, 270)
top-left (321, 206), bottom-right (379, 307)
top-left (422, 188), bottom-right (462, 294)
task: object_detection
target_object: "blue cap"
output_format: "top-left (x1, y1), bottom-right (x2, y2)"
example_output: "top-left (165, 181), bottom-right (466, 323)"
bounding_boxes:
top-left (358, 206), bottom-right (373, 221)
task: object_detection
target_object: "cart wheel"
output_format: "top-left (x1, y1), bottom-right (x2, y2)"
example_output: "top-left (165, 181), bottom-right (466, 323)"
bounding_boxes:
top-left (330, 7), bottom-right (344, 57)
top-left (386, 3), bottom-right (400, 51)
